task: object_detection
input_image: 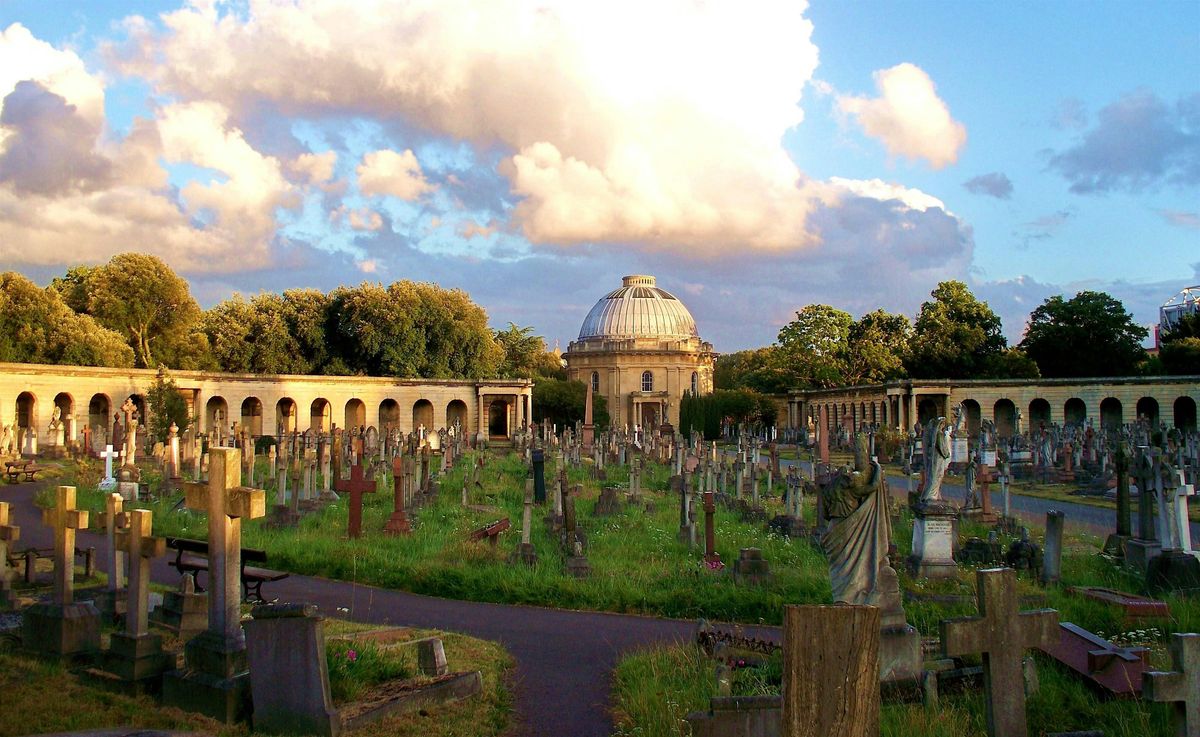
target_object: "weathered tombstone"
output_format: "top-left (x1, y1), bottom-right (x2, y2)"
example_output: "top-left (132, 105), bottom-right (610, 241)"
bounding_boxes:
top-left (731, 548), bottom-right (773, 586)
top-left (1040, 621), bottom-right (1150, 698)
top-left (99, 508), bottom-right (170, 692)
top-left (23, 485), bottom-right (101, 658)
top-left (0, 502), bottom-right (19, 608)
top-left (510, 478), bottom-right (538, 566)
top-left (95, 493), bottom-right (127, 620)
top-left (702, 491), bottom-right (721, 567)
top-left (244, 602), bottom-right (341, 737)
top-left (335, 460), bottom-right (377, 539)
top-left (941, 568), bottom-right (1059, 737)
top-left (1103, 443), bottom-right (1132, 556)
top-left (383, 456), bottom-right (412, 535)
top-left (1143, 633), bottom-right (1199, 737)
top-left (150, 572), bottom-right (208, 640)
top-left (594, 486), bottom-right (623, 517)
top-left (163, 448), bottom-right (266, 723)
top-left (416, 637), bottom-right (449, 677)
top-left (781, 604), bottom-right (879, 737)
top-left (1041, 510), bottom-right (1065, 585)
top-left (1126, 447), bottom-right (1161, 574)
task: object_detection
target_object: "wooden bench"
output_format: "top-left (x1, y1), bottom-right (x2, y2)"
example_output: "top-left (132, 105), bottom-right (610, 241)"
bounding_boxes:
top-left (164, 536), bottom-right (289, 603)
top-left (467, 518), bottom-right (510, 547)
top-left (4, 459), bottom-right (43, 483)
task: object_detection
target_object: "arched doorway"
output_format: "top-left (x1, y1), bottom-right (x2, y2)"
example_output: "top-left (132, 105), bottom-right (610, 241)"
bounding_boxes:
top-left (446, 400), bottom-right (468, 430)
top-left (488, 399), bottom-right (510, 438)
top-left (1136, 397), bottom-right (1160, 428)
top-left (310, 398), bottom-right (331, 433)
top-left (15, 391), bottom-right (36, 431)
top-left (1175, 396), bottom-right (1198, 431)
top-left (345, 398), bottom-right (366, 430)
top-left (88, 393), bottom-right (111, 441)
top-left (276, 398), bottom-right (298, 435)
top-left (241, 397), bottom-right (263, 437)
top-left (993, 399), bottom-right (1016, 438)
top-left (205, 397), bottom-right (229, 438)
top-left (1028, 398), bottom-right (1051, 429)
top-left (961, 399), bottom-right (982, 437)
top-left (379, 399), bottom-right (400, 432)
top-left (413, 399), bottom-right (434, 431)
top-left (1064, 398), bottom-right (1087, 426)
top-left (1100, 397), bottom-right (1123, 431)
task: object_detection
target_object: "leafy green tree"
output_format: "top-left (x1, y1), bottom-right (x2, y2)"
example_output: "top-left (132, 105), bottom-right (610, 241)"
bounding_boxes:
top-left (1159, 312), bottom-right (1200, 375)
top-left (906, 281), bottom-right (1007, 378)
top-left (844, 309), bottom-right (910, 385)
top-left (0, 272), bottom-right (134, 367)
top-left (982, 348), bottom-right (1042, 378)
top-left (532, 379), bottom-right (608, 428)
top-left (495, 323), bottom-right (562, 379)
top-left (48, 265), bottom-right (97, 313)
top-left (146, 367), bottom-right (191, 443)
top-left (714, 347), bottom-right (793, 393)
top-left (1018, 291), bottom-right (1148, 377)
top-left (776, 304), bottom-right (852, 388)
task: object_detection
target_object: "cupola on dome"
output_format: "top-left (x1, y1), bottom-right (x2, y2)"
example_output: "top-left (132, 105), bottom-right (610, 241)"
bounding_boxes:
top-left (577, 275), bottom-right (699, 341)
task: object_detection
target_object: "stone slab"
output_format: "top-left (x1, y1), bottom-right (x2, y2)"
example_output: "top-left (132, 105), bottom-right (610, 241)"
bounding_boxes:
top-left (340, 671), bottom-right (483, 731)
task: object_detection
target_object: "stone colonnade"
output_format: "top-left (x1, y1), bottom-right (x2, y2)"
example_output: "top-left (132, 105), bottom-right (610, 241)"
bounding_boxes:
top-left (0, 362), bottom-right (532, 455)
top-left (787, 377), bottom-right (1200, 436)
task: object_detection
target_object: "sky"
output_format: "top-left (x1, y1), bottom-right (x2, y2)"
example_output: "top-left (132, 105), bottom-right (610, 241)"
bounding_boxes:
top-left (0, 0), bottom-right (1196, 353)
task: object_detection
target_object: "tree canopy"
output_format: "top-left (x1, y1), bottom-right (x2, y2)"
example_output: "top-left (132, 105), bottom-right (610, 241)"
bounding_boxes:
top-left (1018, 291), bottom-right (1149, 377)
top-left (532, 379), bottom-right (609, 428)
top-left (0, 272), bottom-right (134, 367)
top-left (906, 281), bottom-right (1007, 379)
top-left (495, 323), bottom-right (565, 379)
top-left (1159, 311), bottom-right (1200, 375)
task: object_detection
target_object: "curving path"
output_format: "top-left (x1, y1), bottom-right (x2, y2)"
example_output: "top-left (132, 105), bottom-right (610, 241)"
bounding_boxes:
top-left (3, 479), bottom-right (777, 737)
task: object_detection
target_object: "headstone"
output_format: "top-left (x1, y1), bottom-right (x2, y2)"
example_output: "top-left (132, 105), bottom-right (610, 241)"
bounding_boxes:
top-left (1040, 622), bottom-right (1149, 698)
top-left (149, 572), bottom-right (208, 640)
top-left (95, 493), bottom-right (127, 620)
top-left (1041, 510), bottom-right (1065, 585)
top-left (22, 486), bottom-right (101, 658)
top-left (941, 568), bottom-right (1059, 737)
top-left (0, 502), bottom-right (19, 608)
top-left (510, 479), bottom-right (538, 565)
top-left (594, 486), bottom-right (622, 517)
top-left (383, 456), bottom-right (411, 535)
top-left (731, 548), bottom-right (773, 586)
top-left (417, 636), bottom-right (449, 677)
top-left (335, 461), bottom-right (377, 539)
top-left (98, 445), bottom-right (119, 491)
top-left (781, 604), bottom-right (879, 737)
top-left (702, 492), bottom-right (721, 568)
top-left (244, 602), bottom-right (341, 737)
top-left (1143, 633), bottom-right (1200, 737)
top-left (101, 508), bottom-right (170, 691)
top-left (162, 448), bottom-right (266, 723)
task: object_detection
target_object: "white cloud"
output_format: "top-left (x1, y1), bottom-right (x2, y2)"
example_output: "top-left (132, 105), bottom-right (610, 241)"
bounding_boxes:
top-left (290, 150), bottom-right (337, 184)
top-left (0, 23), bottom-right (105, 126)
top-left (357, 149), bottom-right (434, 201)
top-left (837, 63), bottom-right (966, 169)
top-left (828, 177), bottom-right (948, 212)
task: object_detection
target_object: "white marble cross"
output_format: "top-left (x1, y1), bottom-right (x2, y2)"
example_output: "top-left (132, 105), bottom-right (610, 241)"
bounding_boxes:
top-left (99, 445), bottom-right (119, 487)
top-left (1175, 470), bottom-right (1197, 556)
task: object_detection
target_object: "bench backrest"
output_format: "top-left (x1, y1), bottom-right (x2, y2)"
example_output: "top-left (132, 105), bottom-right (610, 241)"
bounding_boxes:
top-left (166, 536), bottom-right (269, 562)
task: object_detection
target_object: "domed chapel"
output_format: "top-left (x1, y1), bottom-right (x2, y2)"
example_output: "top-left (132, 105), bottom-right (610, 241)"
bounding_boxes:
top-left (565, 275), bottom-right (716, 430)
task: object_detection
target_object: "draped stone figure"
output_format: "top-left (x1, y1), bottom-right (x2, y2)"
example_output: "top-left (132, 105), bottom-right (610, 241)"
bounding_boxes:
top-left (919, 405), bottom-right (962, 505)
top-left (821, 436), bottom-right (891, 605)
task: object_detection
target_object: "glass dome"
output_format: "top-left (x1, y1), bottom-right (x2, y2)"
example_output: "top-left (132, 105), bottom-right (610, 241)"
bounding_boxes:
top-left (577, 275), bottom-right (699, 341)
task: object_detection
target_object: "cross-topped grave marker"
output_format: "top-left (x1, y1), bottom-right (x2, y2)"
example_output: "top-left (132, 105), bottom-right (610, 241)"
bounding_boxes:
top-left (1144, 633), bottom-right (1200, 737)
top-left (335, 460), bottom-right (376, 539)
top-left (44, 485), bottom-right (89, 605)
top-left (383, 456), bottom-right (411, 535)
top-left (163, 448), bottom-right (266, 722)
top-left (99, 444), bottom-right (119, 490)
top-left (942, 568), bottom-right (1059, 737)
top-left (115, 509), bottom-right (166, 637)
top-left (96, 493), bottom-right (127, 617)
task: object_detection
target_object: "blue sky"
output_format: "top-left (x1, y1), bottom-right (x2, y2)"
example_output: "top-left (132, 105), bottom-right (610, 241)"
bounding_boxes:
top-left (0, 0), bottom-right (1196, 352)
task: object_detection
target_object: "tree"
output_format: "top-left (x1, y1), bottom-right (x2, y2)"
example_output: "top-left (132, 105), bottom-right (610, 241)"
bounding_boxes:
top-left (1160, 312), bottom-right (1200, 375)
top-left (532, 379), bottom-right (609, 428)
top-left (146, 367), bottom-right (191, 443)
top-left (0, 272), bottom-right (134, 367)
top-left (495, 323), bottom-right (562, 379)
top-left (844, 309), bottom-right (910, 385)
top-left (1018, 291), bottom-right (1148, 378)
top-left (776, 305), bottom-right (852, 388)
top-left (982, 348), bottom-right (1041, 379)
top-left (64, 253), bottom-right (206, 369)
top-left (906, 281), bottom-right (1006, 378)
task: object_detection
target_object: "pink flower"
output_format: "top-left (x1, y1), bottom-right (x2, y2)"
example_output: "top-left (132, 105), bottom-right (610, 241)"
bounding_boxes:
top-left (346, 649), bottom-right (358, 662)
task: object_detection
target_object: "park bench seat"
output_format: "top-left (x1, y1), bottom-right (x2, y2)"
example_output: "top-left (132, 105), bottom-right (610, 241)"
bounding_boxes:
top-left (165, 536), bottom-right (289, 603)
top-left (4, 459), bottom-right (43, 483)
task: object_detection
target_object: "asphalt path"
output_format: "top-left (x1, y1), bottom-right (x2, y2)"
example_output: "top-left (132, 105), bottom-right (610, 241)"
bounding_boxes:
top-left (3, 479), bottom-right (777, 737)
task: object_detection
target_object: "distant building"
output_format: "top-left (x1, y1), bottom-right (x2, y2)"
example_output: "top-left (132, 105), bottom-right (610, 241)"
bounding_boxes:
top-left (565, 275), bottom-right (716, 430)
top-left (1158, 285), bottom-right (1200, 347)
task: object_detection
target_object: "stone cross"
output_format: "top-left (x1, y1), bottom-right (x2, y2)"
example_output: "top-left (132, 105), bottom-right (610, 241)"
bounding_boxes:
top-left (384, 456), bottom-right (411, 535)
top-left (1144, 632), bottom-right (1200, 737)
top-left (115, 508), bottom-right (165, 637)
top-left (941, 568), bottom-right (1059, 737)
top-left (120, 398), bottom-right (137, 462)
top-left (81, 424), bottom-right (93, 457)
top-left (1174, 470), bottom-right (1196, 555)
top-left (334, 461), bottom-right (376, 539)
top-left (703, 491), bottom-right (720, 566)
top-left (97, 493), bottom-right (127, 595)
top-left (182, 448), bottom-right (266, 644)
top-left (42, 486), bottom-right (89, 605)
top-left (0, 502), bottom-right (19, 605)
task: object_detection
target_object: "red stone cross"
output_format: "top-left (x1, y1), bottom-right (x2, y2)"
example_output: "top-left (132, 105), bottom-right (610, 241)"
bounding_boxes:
top-left (335, 461), bottom-right (376, 539)
top-left (942, 568), bottom-right (1059, 737)
top-left (384, 457), bottom-right (411, 535)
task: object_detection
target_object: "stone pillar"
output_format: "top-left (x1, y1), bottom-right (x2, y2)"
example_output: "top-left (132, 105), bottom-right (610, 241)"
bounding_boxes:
top-left (1041, 510), bottom-right (1064, 585)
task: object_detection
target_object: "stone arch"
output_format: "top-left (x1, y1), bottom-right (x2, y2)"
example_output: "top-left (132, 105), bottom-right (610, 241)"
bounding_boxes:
top-left (379, 399), bottom-right (401, 432)
top-left (446, 399), bottom-right (468, 430)
top-left (276, 397), bottom-right (298, 434)
top-left (1175, 396), bottom-right (1197, 431)
top-left (488, 399), bottom-right (510, 438)
top-left (53, 391), bottom-right (74, 418)
top-left (310, 398), bottom-right (331, 433)
top-left (240, 397), bottom-right (263, 436)
top-left (917, 398), bottom-right (939, 427)
top-left (88, 393), bottom-right (111, 437)
top-left (1136, 396), bottom-right (1160, 428)
top-left (205, 396), bottom-right (228, 435)
top-left (15, 391), bottom-right (36, 430)
top-left (413, 399), bottom-right (434, 431)
top-left (1028, 398), bottom-right (1051, 428)
top-left (1100, 397), bottom-right (1123, 430)
top-left (961, 399), bottom-right (982, 437)
top-left (345, 398), bottom-right (366, 430)
top-left (993, 398), bottom-right (1017, 437)
top-left (1064, 397), bottom-right (1087, 426)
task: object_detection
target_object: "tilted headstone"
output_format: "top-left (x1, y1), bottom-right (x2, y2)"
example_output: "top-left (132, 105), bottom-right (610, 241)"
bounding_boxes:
top-left (244, 602), bottom-right (340, 737)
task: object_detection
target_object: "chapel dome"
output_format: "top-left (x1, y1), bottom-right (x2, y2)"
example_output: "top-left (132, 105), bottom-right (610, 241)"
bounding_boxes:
top-left (577, 275), bottom-right (699, 341)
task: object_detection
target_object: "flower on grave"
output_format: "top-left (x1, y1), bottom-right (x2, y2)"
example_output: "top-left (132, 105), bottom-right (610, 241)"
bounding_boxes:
top-left (346, 649), bottom-right (358, 662)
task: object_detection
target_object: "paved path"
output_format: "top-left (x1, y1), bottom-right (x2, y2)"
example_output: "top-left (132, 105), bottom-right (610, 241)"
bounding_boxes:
top-left (3, 479), bottom-right (776, 737)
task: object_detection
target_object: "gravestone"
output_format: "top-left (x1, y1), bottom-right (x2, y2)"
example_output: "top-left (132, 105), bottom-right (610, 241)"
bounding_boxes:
top-left (1041, 510), bottom-right (1065, 585)
top-left (0, 502), bottom-right (19, 608)
top-left (335, 461), bottom-right (377, 539)
top-left (98, 445), bottom-right (119, 491)
top-left (162, 448), bottom-right (266, 723)
top-left (150, 572), bottom-right (208, 640)
top-left (510, 479), bottom-right (538, 566)
top-left (1040, 622), bottom-right (1149, 698)
top-left (781, 605), bottom-right (879, 737)
top-left (95, 493), bottom-right (127, 621)
top-left (245, 602), bottom-right (341, 737)
top-left (1125, 448), bottom-right (1161, 574)
top-left (99, 508), bottom-right (170, 692)
top-left (732, 548), bottom-right (773, 586)
top-left (383, 456), bottom-right (412, 535)
top-left (22, 485), bottom-right (101, 658)
top-left (702, 492), bottom-right (721, 567)
top-left (594, 486), bottom-right (622, 517)
top-left (941, 568), bottom-right (1059, 737)
top-left (1103, 444), bottom-right (1132, 556)
top-left (1143, 633), bottom-right (1199, 737)
top-left (417, 637), bottom-right (449, 677)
